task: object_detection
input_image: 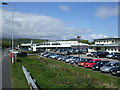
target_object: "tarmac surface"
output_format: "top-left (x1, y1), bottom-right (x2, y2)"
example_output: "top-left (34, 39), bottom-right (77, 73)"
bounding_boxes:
top-left (2, 48), bottom-right (11, 89)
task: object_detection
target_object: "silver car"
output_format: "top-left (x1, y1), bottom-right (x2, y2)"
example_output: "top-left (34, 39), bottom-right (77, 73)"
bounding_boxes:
top-left (100, 62), bottom-right (120, 73)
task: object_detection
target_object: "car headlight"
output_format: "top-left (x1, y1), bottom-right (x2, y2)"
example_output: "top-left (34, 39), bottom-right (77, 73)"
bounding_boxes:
top-left (88, 65), bottom-right (90, 66)
top-left (96, 66), bottom-right (99, 68)
top-left (105, 68), bottom-right (109, 71)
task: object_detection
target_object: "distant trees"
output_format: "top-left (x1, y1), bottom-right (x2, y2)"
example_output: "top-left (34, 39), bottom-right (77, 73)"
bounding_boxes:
top-left (78, 40), bottom-right (95, 45)
top-left (2, 38), bottom-right (48, 49)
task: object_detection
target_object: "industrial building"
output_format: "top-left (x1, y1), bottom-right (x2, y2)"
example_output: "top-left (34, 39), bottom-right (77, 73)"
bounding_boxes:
top-left (90, 38), bottom-right (120, 53)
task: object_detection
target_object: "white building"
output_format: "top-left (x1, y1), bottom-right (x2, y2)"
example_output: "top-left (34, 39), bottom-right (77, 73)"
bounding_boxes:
top-left (31, 41), bottom-right (89, 51)
top-left (90, 38), bottom-right (120, 53)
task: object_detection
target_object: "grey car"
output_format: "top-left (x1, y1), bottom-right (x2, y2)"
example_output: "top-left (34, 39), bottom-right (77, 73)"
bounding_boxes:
top-left (100, 62), bottom-right (120, 73)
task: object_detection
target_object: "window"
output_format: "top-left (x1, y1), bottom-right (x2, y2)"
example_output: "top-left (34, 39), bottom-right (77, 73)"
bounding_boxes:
top-left (112, 41), bottom-right (114, 43)
top-left (115, 49), bottom-right (116, 51)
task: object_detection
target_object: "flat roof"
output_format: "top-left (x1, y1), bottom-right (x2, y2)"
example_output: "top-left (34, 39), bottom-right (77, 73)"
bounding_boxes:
top-left (94, 38), bottom-right (120, 41)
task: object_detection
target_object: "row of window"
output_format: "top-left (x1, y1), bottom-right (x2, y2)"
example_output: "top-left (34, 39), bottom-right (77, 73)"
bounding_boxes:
top-left (96, 47), bottom-right (120, 51)
top-left (37, 43), bottom-right (61, 45)
top-left (96, 40), bottom-right (117, 43)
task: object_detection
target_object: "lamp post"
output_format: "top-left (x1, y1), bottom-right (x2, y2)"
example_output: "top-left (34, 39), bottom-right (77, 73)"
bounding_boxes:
top-left (77, 36), bottom-right (81, 57)
top-left (2, 2), bottom-right (14, 63)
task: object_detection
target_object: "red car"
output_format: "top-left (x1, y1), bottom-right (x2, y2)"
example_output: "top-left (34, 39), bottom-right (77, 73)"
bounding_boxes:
top-left (84, 59), bottom-right (102, 68)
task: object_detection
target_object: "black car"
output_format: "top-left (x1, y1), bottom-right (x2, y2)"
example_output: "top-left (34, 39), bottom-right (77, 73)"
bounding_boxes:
top-left (106, 52), bottom-right (120, 59)
top-left (93, 52), bottom-right (109, 58)
top-left (110, 66), bottom-right (120, 76)
top-left (117, 55), bottom-right (120, 60)
top-left (17, 52), bottom-right (27, 57)
top-left (92, 61), bottom-right (110, 70)
top-left (112, 53), bottom-right (120, 59)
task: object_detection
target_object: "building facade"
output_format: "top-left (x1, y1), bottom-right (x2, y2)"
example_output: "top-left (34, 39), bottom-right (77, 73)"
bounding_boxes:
top-left (90, 38), bottom-right (120, 53)
top-left (31, 41), bottom-right (89, 51)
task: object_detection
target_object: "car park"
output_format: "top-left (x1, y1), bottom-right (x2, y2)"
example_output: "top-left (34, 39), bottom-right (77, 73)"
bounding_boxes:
top-left (92, 61), bottom-right (110, 70)
top-left (84, 59), bottom-right (102, 68)
top-left (100, 62), bottom-right (120, 73)
top-left (40, 50), bottom-right (120, 77)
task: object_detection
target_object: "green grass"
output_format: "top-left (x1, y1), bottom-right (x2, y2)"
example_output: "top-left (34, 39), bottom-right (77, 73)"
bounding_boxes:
top-left (11, 56), bottom-right (120, 88)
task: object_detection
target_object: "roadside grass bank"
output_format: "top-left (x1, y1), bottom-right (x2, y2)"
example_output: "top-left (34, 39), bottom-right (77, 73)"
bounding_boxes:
top-left (11, 55), bottom-right (120, 88)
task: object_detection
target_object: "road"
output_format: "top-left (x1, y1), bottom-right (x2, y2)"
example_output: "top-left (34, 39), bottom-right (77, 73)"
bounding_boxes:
top-left (2, 48), bottom-right (11, 89)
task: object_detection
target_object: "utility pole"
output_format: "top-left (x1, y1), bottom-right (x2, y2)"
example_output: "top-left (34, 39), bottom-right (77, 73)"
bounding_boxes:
top-left (2, 2), bottom-right (14, 63)
top-left (77, 36), bottom-right (81, 57)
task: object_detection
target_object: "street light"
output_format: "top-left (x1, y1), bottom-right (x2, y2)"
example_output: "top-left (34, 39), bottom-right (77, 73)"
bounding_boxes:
top-left (77, 36), bottom-right (81, 57)
top-left (2, 2), bottom-right (14, 63)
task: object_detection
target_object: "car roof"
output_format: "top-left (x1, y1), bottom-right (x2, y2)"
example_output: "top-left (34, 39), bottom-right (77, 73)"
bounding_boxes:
top-left (92, 59), bottom-right (102, 61)
top-left (108, 62), bottom-right (120, 64)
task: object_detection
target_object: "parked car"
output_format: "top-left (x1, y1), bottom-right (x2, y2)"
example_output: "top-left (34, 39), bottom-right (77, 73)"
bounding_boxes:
top-left (92, 61), bottom-right (110, 70)
top-left (84, 59), bottom-right (102, 68)
top-left (106, 52), bottom-right (120, 58)
top-left (100, 62), bottom-right (120, 73)
top-left (117, 55), bottom-right (120, 60)
top-left (86, 52), bottom-right (97, 57)
top-left (40, 51), bottom-right (49, 56)
top-left (93, 52), bottom-right (109, 58)
top-left (110, 66), bottom-right (120, 76)
top-left (111, 53), bottom-right (120, 59)
top-left (69, 56), bottom-right (81, 64)
top-left (61, 56), bottom-right (72, 62)
top-left (74, 57), bottom-right (84, 64)
top-left (49, 54), bottom-right (58, 59)
top-left (78, 58), bottom-right (92, 67)
top-left (65, 56), bottom-right (76, 63)
top-left (17, 52), bottom-right (27, 57)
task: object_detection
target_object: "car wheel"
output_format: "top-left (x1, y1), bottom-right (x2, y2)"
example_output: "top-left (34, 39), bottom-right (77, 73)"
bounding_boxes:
top-left (111, 71), bottom-right (117, 76)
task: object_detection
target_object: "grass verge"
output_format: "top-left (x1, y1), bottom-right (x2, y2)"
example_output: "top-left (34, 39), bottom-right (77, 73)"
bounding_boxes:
top-left (11, 55), bottom-right (120, 88)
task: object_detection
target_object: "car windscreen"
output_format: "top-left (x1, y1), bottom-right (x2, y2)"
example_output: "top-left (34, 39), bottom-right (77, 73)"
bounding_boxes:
top-left (88, 60), bottom-right (95, 63)
top-left (105, 63), bottom-right (113, 67)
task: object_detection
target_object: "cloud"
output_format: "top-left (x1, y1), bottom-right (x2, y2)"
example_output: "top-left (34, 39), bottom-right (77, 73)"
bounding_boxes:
top-left (1, 9), bottom-right (92, 40)
top-left (58, 5), bottom-right (70, 12)
top-left (81, 34), bottom-right (109, 41)
top-left (95, 6), bottom-right (118, 18)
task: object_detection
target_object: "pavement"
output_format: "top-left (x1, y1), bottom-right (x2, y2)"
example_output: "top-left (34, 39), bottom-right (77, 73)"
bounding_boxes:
top-left (2, 48), bottom-right (11, 89)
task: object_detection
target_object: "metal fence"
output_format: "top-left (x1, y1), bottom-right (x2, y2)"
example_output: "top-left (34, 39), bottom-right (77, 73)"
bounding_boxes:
top-left (22, 66), bottom-right (38, 90)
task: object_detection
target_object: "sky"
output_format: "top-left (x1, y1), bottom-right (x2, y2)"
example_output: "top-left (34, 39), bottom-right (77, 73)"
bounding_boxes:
top-left (2, 2), bottom-right (118, 41)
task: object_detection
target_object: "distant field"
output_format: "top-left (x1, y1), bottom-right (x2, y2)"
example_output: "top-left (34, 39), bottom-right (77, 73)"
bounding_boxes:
top-left (11, 55), bottom-right (120, 88)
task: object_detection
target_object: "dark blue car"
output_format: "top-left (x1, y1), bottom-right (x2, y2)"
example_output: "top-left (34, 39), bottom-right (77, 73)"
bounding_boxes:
top-left (92, 61), bottom-right (110, 70)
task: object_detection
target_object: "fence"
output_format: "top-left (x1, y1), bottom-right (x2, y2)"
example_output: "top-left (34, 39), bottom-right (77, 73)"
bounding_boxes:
top-left (22, 66), bottom-right (38, 90)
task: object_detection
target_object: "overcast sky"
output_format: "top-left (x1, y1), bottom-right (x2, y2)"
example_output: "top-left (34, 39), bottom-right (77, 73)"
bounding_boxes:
top-left (2, 2), bottom-right (118, 41)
